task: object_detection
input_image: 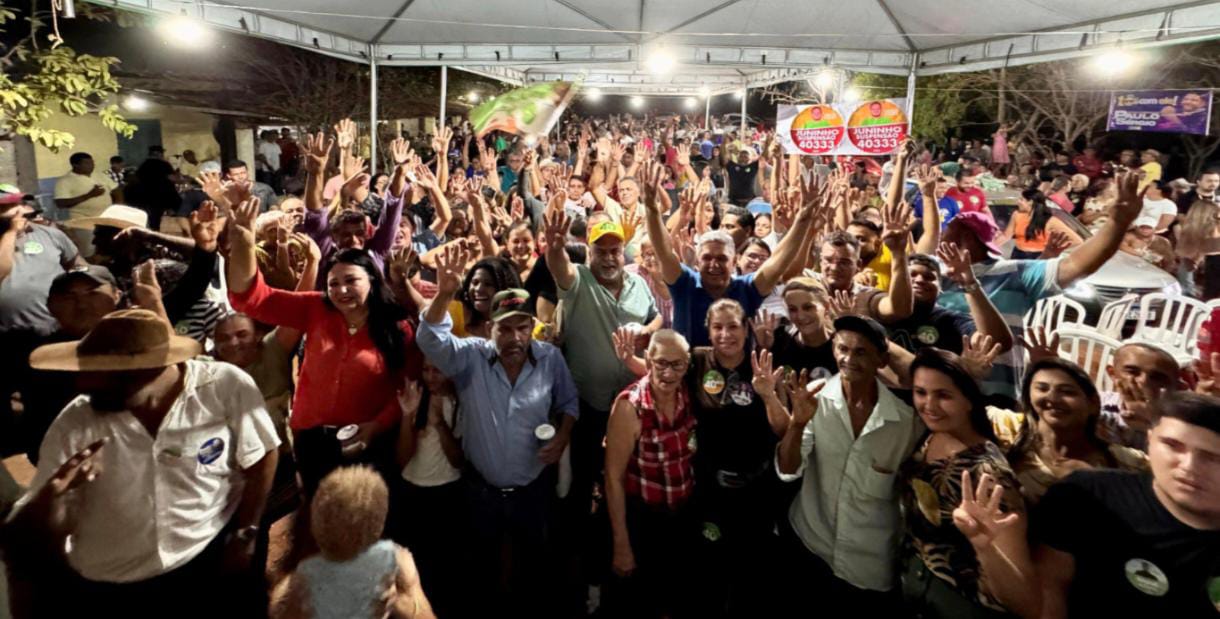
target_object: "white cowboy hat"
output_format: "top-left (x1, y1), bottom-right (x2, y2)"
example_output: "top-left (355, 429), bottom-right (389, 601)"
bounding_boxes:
top-left (65, 204), bottom-right (148, 230)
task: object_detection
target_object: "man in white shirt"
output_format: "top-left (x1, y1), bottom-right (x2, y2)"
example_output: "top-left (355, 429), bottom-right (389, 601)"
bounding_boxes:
top-left (774, 315), bottom-right (922, 615)
top-left (8, 309), bottom-right (280, 616)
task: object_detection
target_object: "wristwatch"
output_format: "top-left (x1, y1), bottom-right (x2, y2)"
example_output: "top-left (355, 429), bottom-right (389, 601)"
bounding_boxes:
top-left (961, 281), bottom-right (982, 294)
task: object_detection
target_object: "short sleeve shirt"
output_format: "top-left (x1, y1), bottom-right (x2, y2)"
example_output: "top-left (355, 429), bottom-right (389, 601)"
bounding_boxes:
top-left (668, 264), bottom-right (763, 347)
top-left (885, 303), bottom-right (976, 355)
top-left (54, 172), bottom-right (116, 219)
top-left (0, 224), bottom-right (77, 335)
top-left (726, 162), bottom-right (759, 201)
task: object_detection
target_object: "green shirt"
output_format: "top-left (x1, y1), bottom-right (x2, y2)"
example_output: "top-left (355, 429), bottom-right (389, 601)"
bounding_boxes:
top-left (559, 265), bottom-right (658, 411)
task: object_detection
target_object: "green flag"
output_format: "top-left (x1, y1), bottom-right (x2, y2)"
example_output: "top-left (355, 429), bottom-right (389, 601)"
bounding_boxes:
top-left (470, 82), bottom-right (576, 139)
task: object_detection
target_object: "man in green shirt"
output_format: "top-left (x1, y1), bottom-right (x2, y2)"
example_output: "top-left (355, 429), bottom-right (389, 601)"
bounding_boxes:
top-left (543, 208), bottom-right (660, 586)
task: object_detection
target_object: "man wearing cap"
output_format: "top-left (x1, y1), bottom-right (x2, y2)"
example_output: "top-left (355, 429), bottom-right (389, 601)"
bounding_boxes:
top-left (7, 309), bottom-right (280, 615)
top-left (938, 171), bottom-right (1145, 402)
top-left (417, 243), bottom-right (579, 617)
top-left (0, 192), bottom-right (83, 449)
top-left (542, 208), bottom-right (660, 583)
top-left (774, 315), bottom-right (921, 615)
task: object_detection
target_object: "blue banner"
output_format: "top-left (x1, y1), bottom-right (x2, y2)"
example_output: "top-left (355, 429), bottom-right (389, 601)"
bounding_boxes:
top-left (1107, 90), bottom-right (1212, 135)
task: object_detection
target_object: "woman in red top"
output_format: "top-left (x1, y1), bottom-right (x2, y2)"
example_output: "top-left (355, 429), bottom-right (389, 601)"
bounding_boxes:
top-left (226, 197), bottom-right (419, 495)
top-left (604, 329), bottom-right (698, 618)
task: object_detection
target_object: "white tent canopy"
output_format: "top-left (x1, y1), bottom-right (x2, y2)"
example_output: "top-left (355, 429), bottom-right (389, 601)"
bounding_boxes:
top-left (101, 0), bottom-right (1220, 94)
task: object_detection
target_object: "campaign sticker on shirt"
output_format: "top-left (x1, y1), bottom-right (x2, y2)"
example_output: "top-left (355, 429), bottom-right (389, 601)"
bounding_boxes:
top-left (702, 370), bottom-right (725, 396)
top-left (969, 195), bottom-right (979, 205)
top-left (1208, 576), bottom-right (1220, 611)
top-left (22, 240), bottom-right (44, 255)
top-left (916, 325), bottom-right (940, 345)
top-left (197, 437), bottom-right (226, 465)
top-left (1124, 558), bottom-right (1169, 597)
top-left (726, 379), bottom-right (754, 406)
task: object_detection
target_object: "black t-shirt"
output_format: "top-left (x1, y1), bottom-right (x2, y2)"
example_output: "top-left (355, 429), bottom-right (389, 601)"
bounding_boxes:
top-left (1033, 470), bottom-right (1220, 617)
top-left (686, 348), bottom-right (777, 479)
top-left (770, 324), bottom-right (837, 383)
top-left (726, 162), bottom-right (759, 201)
top-left (885, 302), bottom-right (976, 355)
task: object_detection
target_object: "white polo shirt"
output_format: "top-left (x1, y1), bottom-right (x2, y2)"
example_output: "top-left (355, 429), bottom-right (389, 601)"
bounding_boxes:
top-left (19, 359), bottom-right (281, 583)
top-left (777, 374), bottom-right (923, 592)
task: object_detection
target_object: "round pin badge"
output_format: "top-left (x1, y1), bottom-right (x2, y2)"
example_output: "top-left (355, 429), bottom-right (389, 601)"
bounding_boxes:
top-left (1124, 558), bottom-right (1170, 597)
top-left (22, 240), bottom-right (44, 255)
top-left (686, 431), bottom-right (698, 453)
top-left (728, 381), bottom-right (754, 406)
top-left (1208, 576), bottom-right (1220, 611)
top-left (916, 325), bottom-right (940, 345)
top-left (702, 522), bottom-right (721, 542)
top-left (702, 370), bottom-right (725, 396)
top-left (197, 437), bottom-right (225, 465)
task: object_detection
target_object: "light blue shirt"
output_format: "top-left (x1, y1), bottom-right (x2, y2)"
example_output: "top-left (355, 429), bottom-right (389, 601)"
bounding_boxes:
top-left (939, 256), bottom-right (1062, 398)
top-left (417, 311), bottom-right (580, 488)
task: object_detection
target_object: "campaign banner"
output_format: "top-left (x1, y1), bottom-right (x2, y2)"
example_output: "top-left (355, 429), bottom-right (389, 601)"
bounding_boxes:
top-left (778, 99), bottom-right (908, 156)
top-left (1107, 90), bottom-right (1212, 135)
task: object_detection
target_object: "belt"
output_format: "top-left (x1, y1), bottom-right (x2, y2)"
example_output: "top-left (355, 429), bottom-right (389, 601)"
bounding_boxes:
top-left (713, 461), bottom-right (772, 489)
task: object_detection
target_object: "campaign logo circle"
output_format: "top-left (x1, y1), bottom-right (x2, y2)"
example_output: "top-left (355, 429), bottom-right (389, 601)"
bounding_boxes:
top-left (1123, 558), bottom-right (1169, 597)
top-left (789, 105), bottom-right (845, 155)
top-left (916, 325), bottom-right (940, 345)
top-left (197, 437), bottom-right (225, 465)
top-left (846, 100), bottom-right (908, 154)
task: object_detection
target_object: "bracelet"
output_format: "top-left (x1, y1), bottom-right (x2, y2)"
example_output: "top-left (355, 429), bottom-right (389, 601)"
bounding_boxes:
top-left (961, 281), bottom-right (982, 294)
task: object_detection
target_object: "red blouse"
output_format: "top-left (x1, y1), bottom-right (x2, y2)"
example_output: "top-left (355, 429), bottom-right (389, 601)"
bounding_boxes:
top-left (229, 272), bottom-right (420, 431)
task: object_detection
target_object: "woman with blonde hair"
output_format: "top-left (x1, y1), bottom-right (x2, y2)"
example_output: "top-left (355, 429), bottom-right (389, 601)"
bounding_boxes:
top-left (1176, 199), bottom-right (1220, 298)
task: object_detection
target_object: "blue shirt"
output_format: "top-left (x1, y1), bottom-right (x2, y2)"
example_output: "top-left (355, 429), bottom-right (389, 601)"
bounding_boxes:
top-left (910, 193), bottom-right (961, 230)
top-left (700, 139), bottom-right (715, 160)
top-left (939, 256), bottom-right (1062, 398)
top-left (498, 166), bottom-right (520, 193)
top-left (668, 264), bottom-right (764, 347)
top-left (417, 311), bottom-right (580, 488)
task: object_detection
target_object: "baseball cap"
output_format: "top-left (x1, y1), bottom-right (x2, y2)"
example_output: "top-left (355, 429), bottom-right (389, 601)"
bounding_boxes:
top-left (951, 211), bottom-right (1002, 255)
top-left (0, 184), bottom-right (24, 206)
top-left (490, 288), bottom-right (532, 323)
top-left (832, 315), bottom-right (889, 355)
top-left (49, 265), bottom-right (119, 296)
top-left (588, 220), bottom-right (625, 244)
top-left (1131, 215), bottom-right (1159, 230)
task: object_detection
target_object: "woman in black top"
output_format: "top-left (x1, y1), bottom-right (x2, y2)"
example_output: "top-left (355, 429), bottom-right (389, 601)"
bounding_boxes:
top-left (759, 277), bottom-right (838, 382)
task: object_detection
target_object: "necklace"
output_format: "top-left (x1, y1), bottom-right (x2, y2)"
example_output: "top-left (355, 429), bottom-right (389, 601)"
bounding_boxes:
top-left (347, 325), bottom-right (358, 335)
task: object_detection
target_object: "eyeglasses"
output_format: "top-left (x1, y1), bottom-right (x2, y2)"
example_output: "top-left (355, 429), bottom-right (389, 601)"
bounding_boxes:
top-left (650, 358), bottom-right (689, 373)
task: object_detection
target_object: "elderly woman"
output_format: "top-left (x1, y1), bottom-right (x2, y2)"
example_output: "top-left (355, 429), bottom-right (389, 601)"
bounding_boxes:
top-left (989, 357), bottom-right (1147, 505)
top-left (604, 329), bottom-right (698, 617)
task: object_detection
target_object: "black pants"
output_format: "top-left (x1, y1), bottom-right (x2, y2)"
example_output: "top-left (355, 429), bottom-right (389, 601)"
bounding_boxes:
top-left (602, 499), bottom-right (700, 619)
top-left (464, 468), bottom-right (559, 618)
top-left (771, 519), bottom-right (908, 617)
top-left (0, 330), bottom-right (41, 456)
top-left (390, 478), bottom-right (466, 618)
top-left (692, 473), bottom-right (782, 617)
top-left (567, 401), bottom-right (611, 584)
top-left (292, 423), bottom-right (396, 497)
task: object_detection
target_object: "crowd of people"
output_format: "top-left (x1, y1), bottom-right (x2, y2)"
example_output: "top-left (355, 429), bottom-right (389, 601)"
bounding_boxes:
top-left (0, 108), bottom-right (1217, 619)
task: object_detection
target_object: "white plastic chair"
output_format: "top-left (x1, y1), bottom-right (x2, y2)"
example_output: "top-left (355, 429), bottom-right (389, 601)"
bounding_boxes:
top-left (1095, 293), bottom-right (1139, 339)
top-left (1024, 294), bottom-right (1087, 335)
top-left (1132, 293), bottom-right (1209, 359)
top-left (1053, 327), bottom-right (1121, 392)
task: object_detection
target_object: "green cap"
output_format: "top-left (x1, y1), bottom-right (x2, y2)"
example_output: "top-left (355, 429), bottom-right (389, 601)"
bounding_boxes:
top-left (490, 288), bottom-right (532, 323)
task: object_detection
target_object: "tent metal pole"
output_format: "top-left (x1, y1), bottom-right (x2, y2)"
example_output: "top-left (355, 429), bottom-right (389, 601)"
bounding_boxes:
top-left (370, 54), bottom-right (378, 175)
top-left (905, 53), bottom-right (919, 125)
top-left (739, 88), bottom-right (747, 136)
top-left (704, 94), bottom-right (710, 131)
top-left (440, 66), bottom-right (448, 132)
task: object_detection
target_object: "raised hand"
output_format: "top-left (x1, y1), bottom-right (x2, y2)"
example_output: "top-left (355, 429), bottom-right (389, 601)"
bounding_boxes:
top-left (641, 162), bottom-right (665, 213)
top-left (195, 170), bottom-right (231, 210)
top-left (827, 288), bottom-right (857, 319)
top-left (751, 309), bottom-right (779, 350)
top-left (390, 137), bottom-right (414, 166)
top-left (432, 126), bottom-right (453, 154)
top-left (676, 143), bottom-right (691, 167)
top-left (295, 231), bottom-right (322, 265)
top-left (596, 136), bottom-right (612, 164)
top-left (342, 152), bottom-right (367, 183)
top-left (397, 378), bottom-right (423, 420)
top-left (952, 470), bottom-right (1019, 550)
top-left (189, 200), bottom-right (224, 253)
top-left (302, 130), bottom-right (334, 176)
top-left (1114, 376), bottom-right (1159, 432)
top-left (543, 208), bottom-right (571, 252)
top-left (1112, 171), bottom-right (1143, 225)
top-left (411, 163), bottom-right (437, 190)
top-left (853, 268), bottom-right (879, 289)
top-left (228, 197), bottom-right (262, 247)
top-left (611, 326), bottom-right (636, 363)
top-left (387, 244), bottom-right (418, 288)
top-left (1195, 352), bottom-right (1220, 398)
top-left (1017, 327), bottom-right (1059, 364)
top-left (784, 369), bottom-right (824, 426)
top-left (45, 438), bottom-right (108, 498)
top-left (1039, 229), bottom-right (1073, 260)
top-left (750, 349), bottom-right (784, 399)
top-left (434, 241), bottom-right (469, 296)
top-left (937, 242), bottom-right (977, 287)
top-left (960, 333), bottom-right (1003, 380)
top-left (130, 260), bottom-right (163, 312)
top-left (881, 200), bottom-right (913, 253)
top-left (334, 118), bottom-right (357, 151)
top-left (510, 194), bottom-right (526, 222)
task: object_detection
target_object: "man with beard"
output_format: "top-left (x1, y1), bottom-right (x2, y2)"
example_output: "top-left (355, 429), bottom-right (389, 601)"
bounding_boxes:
top-left (1033, 391), bottom-right (1220, 618)
top-left (417, 243), bottom-right (579, 618)
top-left (1179, 168), bottom-right (1220, 211)
top-left (8, 309), bottom-right (280, 616)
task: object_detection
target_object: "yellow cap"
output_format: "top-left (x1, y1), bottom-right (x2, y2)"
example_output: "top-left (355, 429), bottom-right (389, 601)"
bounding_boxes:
top-left (588, 220), bottom-right (625, 244)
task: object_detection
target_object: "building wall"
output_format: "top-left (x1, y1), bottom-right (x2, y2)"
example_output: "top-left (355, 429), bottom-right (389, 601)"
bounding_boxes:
top-left (33, 106), bottom-right (222, 182)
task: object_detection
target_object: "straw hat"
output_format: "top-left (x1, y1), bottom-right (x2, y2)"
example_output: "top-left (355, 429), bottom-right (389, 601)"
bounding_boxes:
top-left (64, 204), bottom-right (148, 230)
top-left (29, 309), bottom-right (201, 372)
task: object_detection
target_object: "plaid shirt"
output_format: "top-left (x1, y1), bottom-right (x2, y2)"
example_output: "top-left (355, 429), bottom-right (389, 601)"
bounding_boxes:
top-left (622, 376), bottom-right (696, 511)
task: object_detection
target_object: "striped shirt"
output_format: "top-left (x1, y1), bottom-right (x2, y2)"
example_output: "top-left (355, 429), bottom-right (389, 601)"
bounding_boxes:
top-left (938, 256), bottom-right (1062, 398)
top-left (621, 376), bottom-right (696, 511)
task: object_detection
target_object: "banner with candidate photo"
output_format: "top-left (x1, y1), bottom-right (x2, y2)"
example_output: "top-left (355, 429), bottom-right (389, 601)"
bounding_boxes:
top-left (1107, 90), bottom-right (1212, 135)
top-left (777, 99), bottom-right (909, 156)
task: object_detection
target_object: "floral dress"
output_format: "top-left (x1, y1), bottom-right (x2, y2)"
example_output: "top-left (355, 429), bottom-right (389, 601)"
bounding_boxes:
top-left (900, 439), bottom-right (1025, 614)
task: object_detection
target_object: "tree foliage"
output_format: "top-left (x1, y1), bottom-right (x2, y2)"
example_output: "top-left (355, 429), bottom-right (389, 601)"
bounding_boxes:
top-left (0, 3), bottom-right (136, 152)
